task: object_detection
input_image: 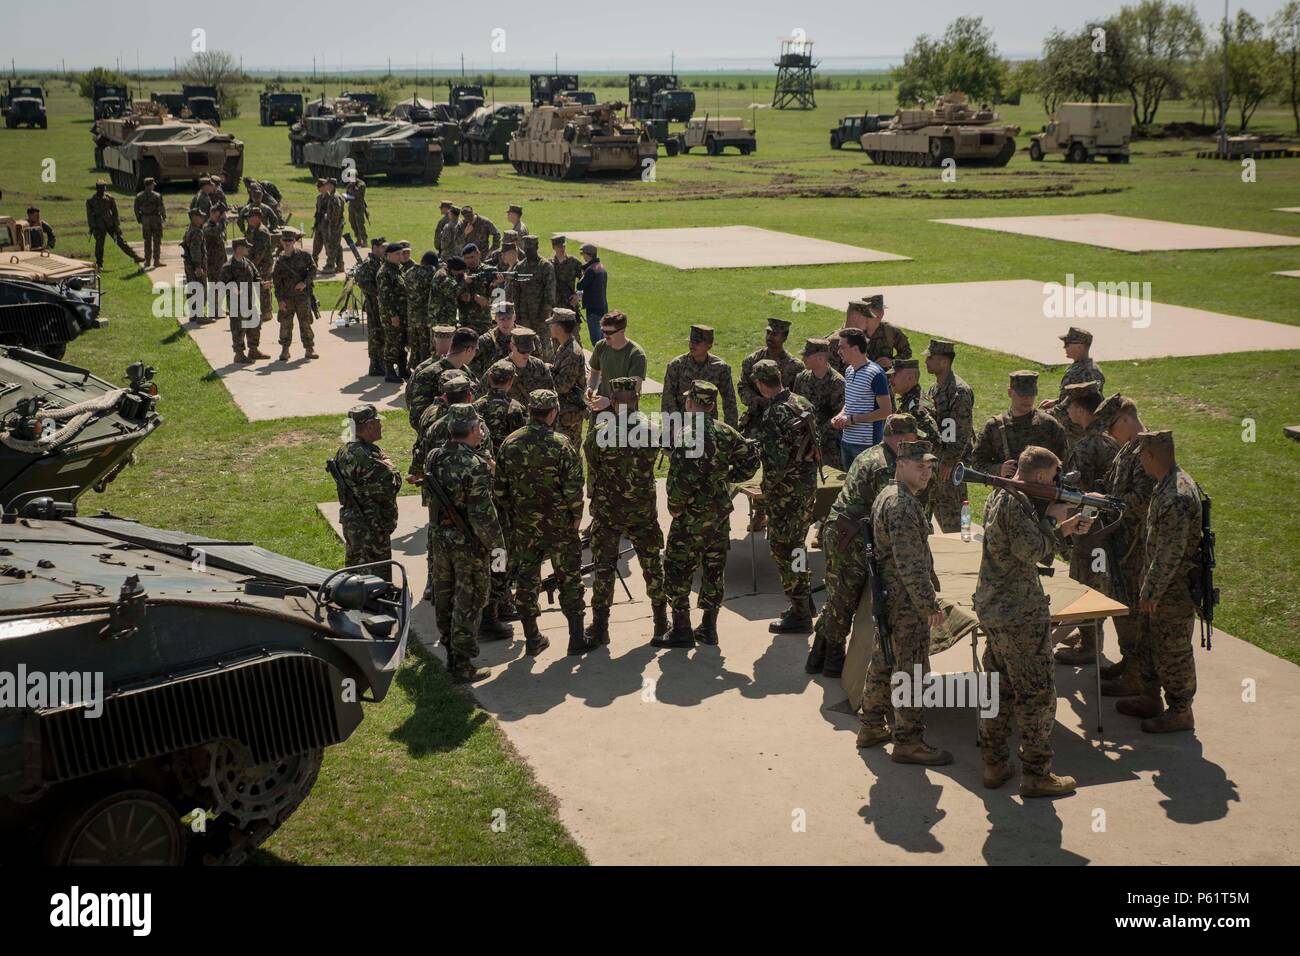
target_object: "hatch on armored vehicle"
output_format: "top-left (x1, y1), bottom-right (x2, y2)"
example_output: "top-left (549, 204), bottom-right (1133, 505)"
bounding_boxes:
top-left (92, 114), bottom-right (245, 192)
top-left (303, 120), bottom-right (444, 183)
top-left (389, 97), bottom-right (462, 165)
top-left (260, 90), bottom-right (304, 126)
top-left (670, 116), bottom-right (757, 156)
top-left (861, 92), bottom-right (1019, 167)
top-left (1030, 102), bottom-right (1132, 163)
top-left (509, 101), bottom-right (655, 179)
top-left (2, 82), bottom-right (47, 129)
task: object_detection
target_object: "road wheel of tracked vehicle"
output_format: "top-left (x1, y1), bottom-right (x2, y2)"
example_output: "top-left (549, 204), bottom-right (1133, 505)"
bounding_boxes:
top-left (1029, 140), bottom-right (1044, 162)
top-left (994, 139), bottom-right (1017, 167)
top-left (44, 789), bottom-right (186, 866)
top-left (512, 160), bottom-right (523, 173)
top-left (560, 155), bottom-right (574, 179)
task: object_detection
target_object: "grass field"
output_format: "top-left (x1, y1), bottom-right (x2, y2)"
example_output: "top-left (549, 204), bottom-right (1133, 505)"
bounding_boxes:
top-left (3, 78), bottom-right (1298, 864)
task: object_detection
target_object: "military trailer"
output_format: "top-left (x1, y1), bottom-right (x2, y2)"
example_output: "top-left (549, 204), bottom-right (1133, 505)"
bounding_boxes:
top-left (150, 91), bottom-right (187, 116)
top-left (92, 82), bottom-right (131, 120)
top-left (1029, 102), bottom-right (1132, 163)
top-left (509, 101), bottom-right (656, 179)
top-left (303, 119), bottom-right (444, 183)
top-left (448, 83), bottom-right (486, 120)
top-left (461, 103), bottom-right (524, 163)
top-left (829, 112), bottom-right (888, 149)
top-left (181, 84), bottom-right (221, 125)
top-left (861, 92), bottom-right (1019, 167)
top-left (389, 97), bottom-right (462, 165)
top-left (670, 116), bottom-right (757, 155)
top-left (628, 74), bottom-right (695, 122)
top-left (92, 113), bottom-right (245, 192)
top-left (2, 82), bottom-right (47, 129)
top-left (530, 74), bottom-right (580, 107)
top-left (260, 90), bottom-right (304, 126)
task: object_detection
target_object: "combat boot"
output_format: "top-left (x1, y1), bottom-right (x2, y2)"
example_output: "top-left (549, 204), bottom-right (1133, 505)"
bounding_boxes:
top-left (248, 346), bottom-right (270, 360)
top-left (448, 652), bottom-right (490, 684)
top-left (585, 607), bottom-right (610, 645)
top-left (521, 617), bottom-right (549, 657)
top-left (855, 722), bottom-right (891, 749)
top-left (651, 607), bottom-right (695, 649)
top-left (983, 761), bottom-right (1015, 790)
top-left (304, 347), bottom-right (319, 360)
top-left (566, 611), bottom-right (598, 656)
top-left (804, 634), bottom-right (827, 673)
top-left (1141, 707), bottom-right (1194, 734)
top-left (278, 346), bottom-right (290, 361)
top-left (891, 739), bottom-right (954, 766)
top-left (821, 640), bottom-right (846, 678)
top-left (498, 599), bottom-right (520, 622)
top-left (693, 607), bottom-right (719, 646)
top-left (1099, 656), bottom-right (1128, 681)
top-left (1054, 623), bottom-right (1097, 665)
top-left (367, 358), bottom-right (384, 377)
top-left (651, 603), bottom-right (669, 642)
top-left (1100, 668), bottom-right (1141, 697)
top-left (479, 604), bottom-right (513, 641)
top-left (1116, 692), bottom-right (1164, 719)
top-left (769, 597), bottom-right (813, 633)
top-left (1020, 772), bottom-right (1077, 798)
top-left (384, 365), bottom-right (401, 384)
top-left (233, 349), bottom-right (252, 364)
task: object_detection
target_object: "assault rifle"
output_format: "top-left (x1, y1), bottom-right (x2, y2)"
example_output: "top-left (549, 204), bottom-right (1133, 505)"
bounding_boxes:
top-left (423, 451), bottom-right (472, 539)
top-left (862, 517), bottom-right (894, 670)
top-left (543, 544), bottom-right (635, 605)
top-left (1192, 496), bottom-right (1220, 650)
top-left (953, 463), bottom-right (1126, 517)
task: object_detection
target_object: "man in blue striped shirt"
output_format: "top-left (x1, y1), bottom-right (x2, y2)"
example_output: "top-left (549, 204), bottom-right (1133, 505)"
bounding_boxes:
top-left (831, 327), bottom-right (892, 468)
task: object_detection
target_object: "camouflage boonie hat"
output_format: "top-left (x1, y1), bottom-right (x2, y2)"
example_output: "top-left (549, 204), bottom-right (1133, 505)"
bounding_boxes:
top-left (884, 413), bottom-right (919, 436)
top-left (1060, 380), bottom-right (1103, 406)
top-left (608, 376), bottom-right (639, 395)
top-left (751, 358), bottom-right (782, 385)
top-left (348, 403), bottom-right (379, 425)
top-left (547, 307), bottom-right (578, 328)
top-left (684, 380), bottom-right (719, 406)
top-left (446, 403), bottom-right (479, 426)
top-left (802, 337), bottom-right (831, 357)
top-left (1009, 370), bottom-right (1039, 396)
top-left (439, 369), bottom-right (472, 391)
top-left (1095, 392), bottom-right (1135, 427)
top-left (690, 324), bottom-right (714, 343)
top-left (1137, 430), bottom-right (1174, 453)
top-left (924, 339), bottom-right (956, 358)
top-left (766, 316), bottom-right (792, 336)
top-left (892, 358), bottom-right (920, 371)
top-left (431, 325), bottom-right (456, 339)
top-left (1060, 326), bottom-right (1093, 346)
top-left (510, 327), bottom-right (537, 352)
top-left (897, 439), bottom-right (939, 463)
top-left (528, 389), bottom-right (559, 411)
top-left (488, 359), bottom-right (516, 383)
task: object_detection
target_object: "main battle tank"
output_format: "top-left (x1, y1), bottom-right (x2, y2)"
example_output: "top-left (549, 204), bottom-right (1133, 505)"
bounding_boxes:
top-left (0, 352), bottom-right (411, 865)
top-left (303, 119), bottom-right (444, 183)
top-left (861, 92), bottom-right (1019, 168)
top-left (508, 101), bottom-right (655, 180)
top-left (92, 110), bottom-right (245, 192)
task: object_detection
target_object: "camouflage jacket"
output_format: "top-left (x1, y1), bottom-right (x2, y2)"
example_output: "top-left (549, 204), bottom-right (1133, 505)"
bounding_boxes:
top-left (355, 254), bottom-right (382, 299)
top-left (550, 338), bottom-right (587, 415)
top-left (867, 321), bottom-right (911, 365)
top-left (1064, 419), bottom-right (1118, 493)
top-left (236, 201), bottom-right (279, 233)
top-left (506, 357), bottom-right (555, 407)
top-left (662, 353), bottom-right (739, 428)
top-left (1101, 440), bottom-right (1156, 592)
top-left (315, 192), bottom-right (344, 231)
top-left (551, 255), bottom-right (582, 305)
top-left (667, 416), bottom-right (760, 520)
top-left (434, 216), bottom-right (459, 254)
top-left (1055, 358), bottom-right (1105, 405)
top-left (473, 391), bottom-right (526, 459)
top-left (406, 357), bottom-right (478, 429)
top-left (201, 221), bottom-right (227, 270)
top-left (470, 326), bottom-right (513, 380)
top-left (871, 482), bottom-right (940, 620)
top-left (495, 421), bottom-right (584, 539)
top-left (793, 367), bottom-right (845, 440)
top-left (738, 347), bottom-right (804, 423)
top-left (926, 372), bottom-right (975, 468)
top-left (414, 406), bottom-right (494, 490)
top-left (182, 224), bottom-right (206, 274)
top-left (893, 383), bottom-right (941, 443)
top-left (133, 189), bottom-right (165, 221)
top-left (972, 487), bottom-right (1058, 627)
top-left (829, 441), bottom-right (897, 524)
top-left (428, 268), bottom-right (461, 327)
top-left (457, 267), bottom-right (494, 334)
top-left (972, 409), bottom-right (1068, 475)
top-left (217, 257), bottom-right (259, 295)
top-left (584, 410), bottom-right (660, 524)
top-left (347, 179), bottom-right (367, 212)
top-left (425, 441), bottom-right (504, 554)
top-left (403, 264), bottom-right (436, 324)
top-left (377, 261), bottom-right (407, 326)
top-left (246, 224), bottom-right (275, 277)
top-left (756, 389), bottom-right (818, 501)
top-left (189, 190), bottom-right (215, 218)
top-left (272, 250), bottom-right (316, 302)
top-left (1140, 465), bottom-right (1202, 607)
top-left (511, 254), bottom-right (556, 323)
top-left (460, 215), bottom-right (501, 255)
top-left (333, 439), bottom-right (401, 534)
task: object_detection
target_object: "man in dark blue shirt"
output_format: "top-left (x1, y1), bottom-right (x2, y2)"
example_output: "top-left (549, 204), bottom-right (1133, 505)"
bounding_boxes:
top-left (577, 242), bottom-right (609, 344)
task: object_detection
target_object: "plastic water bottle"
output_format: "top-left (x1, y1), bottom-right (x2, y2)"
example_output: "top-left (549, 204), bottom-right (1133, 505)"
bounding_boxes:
top-left (960, 500), bottom-right (972, 542)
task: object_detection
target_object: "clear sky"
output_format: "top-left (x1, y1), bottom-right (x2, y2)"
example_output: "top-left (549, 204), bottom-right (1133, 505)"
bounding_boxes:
top-left (4, 0), bottom-right (1291, 72)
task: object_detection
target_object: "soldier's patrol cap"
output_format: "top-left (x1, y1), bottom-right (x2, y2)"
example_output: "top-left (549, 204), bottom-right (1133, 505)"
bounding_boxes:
top-left (884, 413), bottom-right (919, 436)
top-left (802, 337), bottom-right (831, 356)
top-left (489, 359), bottom-right (516, 382)
top-left (924, 339), bottom-right (956, 358)
top-left (521, 234), bottom-right (540, 249)
top-left (892, 358), bottom-right (920, 371)
top-left (492, 300), bottom-right (516, 315)
top-left (507, 204), bottom-right (523, 215)
top-left (551, 234), bottom-right (567, 246)
top-left (231, 237), bottom-right (249, 250)
top-left (243, 176), bottom-right (257, 185)
top-left (751, 359), bottom-right (782, 385)
top-left (446, 256), bottom-right (467, 271)
top-left (439, 200), bottom-right (454, 210)
top-left (547, 307), bottom-right (578, 329)
top-left (510, 327), bottom-right (537, 351)
top-left (897, 439), bottom-right (939, 462)
top-left (451, 328), bottom-right (479, 350)
top-left (447, 403), bottom-right (479, 426)
top-left (450, 205), bottom-right (461, 216)
top-left (316, 177), bottom-right (328, 186)
top-left (1137, 430), bottom-right (1174, 453)
top-left (864, 294), bottom-right (885, 311)
top-left (601, 311), bottom-right (628, 332)
top-left (1095, 392), bottom-right (1136, 427)
top-left (397, 240), bottom-right (411, 251)
top-left (439, 369), bottom-right (472, 392)
top-left (766, 316), bottom-right (792, 336)
top-left (26, 206), bottom-right (39, 215)
top-left (500, 242), bottom-right (516, 253)
top-left (684, 380), bottom-right (719, 406)
top-left (348, 403), bottom-right (379, 425)
top-left (198, 176), bottom-right (212, 184)
top-left (431, 325), bottom-right (456, 339)
top-left (279, 227), bottom-right (301, 240)
top-left (1060, 326), bottom-right (1093, 346)
top-left (529, 388), bottom-right (559, 411)
top-left (1060, 380), bottom-right (1103, 406)
top-left (579, 242), bottom-right (597, 255)
top-left (95, 179), bottom-right (108, 188)
top-left (462, 242), bottom-right (479, 255)
top-left (385, 242), bottom-right (403, 254)
top-left (609, 376), bottom-right (639, 395)
top-left (327, 177), bottom-right (338, 186)
top-left (1009, 370), bottom-right (1039, 396)
top-left (502, 230), bottom-right (519, 242)
top-left (689, 324), bottom-right (715, 343)
top-left (370, 236), bottom-right (386, 247)
top-left (461, 204), bottom-right (475, 215)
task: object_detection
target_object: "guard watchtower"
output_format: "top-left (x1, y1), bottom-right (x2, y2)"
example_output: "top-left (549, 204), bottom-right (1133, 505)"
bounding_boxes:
top-left (772, 36), bottom-right (818, 110)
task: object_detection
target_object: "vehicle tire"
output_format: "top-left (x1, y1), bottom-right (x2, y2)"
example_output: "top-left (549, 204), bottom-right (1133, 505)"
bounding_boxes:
top-left (38, 116), bottom-right (48, 130)
top-left (706, 136), bottom-right (720, 156)
top-left (44, 789), bottom-right (186, 866)
top-left (1107, 154), bottom-right (1123, 164)
top-left (831, 133), bottom-right (842, 149)
top-left (739, 144), bottom-right (752, 155)
top-left (1029, 140), bottom-right (1044, 162)
top-left (1068, 142), bottom-right (1087, 164)
top-left (4, 115), bottom-right (14, 129)
top-left (665, 139), bottom-right (678, 157)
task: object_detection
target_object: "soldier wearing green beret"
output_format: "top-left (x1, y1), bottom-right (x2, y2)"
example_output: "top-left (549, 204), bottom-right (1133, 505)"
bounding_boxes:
top-left (331, 404), bottom-right (402, 582)
top-left (661, 324), bottom-right (739, 429)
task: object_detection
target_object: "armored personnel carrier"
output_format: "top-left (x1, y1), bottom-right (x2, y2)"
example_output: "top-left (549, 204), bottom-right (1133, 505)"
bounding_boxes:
top-left (389, 97), bottom-right (463, 165)
top-left (0, 353), bottom-right (411, 865)
top-left (303, 119), bottom-right (445, 183)
top-left (2, 82), bottom-right (47, 129)
top-left (92, 112), bottom-right (245, 192)
top-left (509, 101), bottom-right (655, 180)
top-left (288, 99), bottom-right (369, 166)
top-left (861, 93), bottom-right (1019, 167)
top-left (461, 103), bottom-right (524, 163)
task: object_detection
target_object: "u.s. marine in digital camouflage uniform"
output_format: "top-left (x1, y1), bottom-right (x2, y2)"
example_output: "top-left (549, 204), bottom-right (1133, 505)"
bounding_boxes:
top-left (889, 358), bottom-right (940, 522)
top-left (550, 235), bottom-right (584, 316)
top-left (201, 205), bottom-right (229, 319)
top-left (271, 229), bottom-right (318, 360)
top-left (512, 235), bottom-right (557, 361)
top-left (661, 325), bottom-right (739, 429)
top-left (456, 206), bottom-right (501, 257)
top-left (654, 381), bottom-right (761, 649)
top-left (738, 317), bottom-right (803, 532)
top-left (971, 371), bottom-right (1068, 481)
top-left (583, 376), bottom-right (669, 644)
top-left (923, 339), bottom-right (975, 533)
top-left (332, 404), bottom-right (402, 581)
top-left (132, 177), bottom-right (166, 269)
top-left (217, 238), bottom-right (264, 362)
top-left (547, 308), bottom-right (588, 448)
top-left (181, 208), bottom-right (207, 320)
top-left (792, 338), bottom-right (845, 471)
top-left (86, 180), bottom-right (144, 271)
top-left (243, 209), bottom-right (275, 339)
top-left (1042, 326), bottom-right (1105, 453)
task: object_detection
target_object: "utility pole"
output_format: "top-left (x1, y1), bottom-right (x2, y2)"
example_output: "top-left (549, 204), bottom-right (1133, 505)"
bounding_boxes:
top-left (1218, 0), bottom-right (1230, 154)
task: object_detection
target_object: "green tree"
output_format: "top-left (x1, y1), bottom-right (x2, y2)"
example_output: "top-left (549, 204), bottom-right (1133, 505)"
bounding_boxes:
top-left (894, 17), bottom-right (1007, 105)
top-left (1272, 0), bottom-right (1300, 132)
top-left (1227, 10), bottom-right (1280, 129)
top-left (1115, 0), bottom-right (1205, 127)
top-left (180, 50), bottom-right (243, 120)
top-left (1038, 21), bottom-right (1129, 114)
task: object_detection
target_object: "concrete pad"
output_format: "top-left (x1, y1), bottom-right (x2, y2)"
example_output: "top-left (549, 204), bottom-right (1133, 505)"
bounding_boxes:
top-left (933, 213), bottom-right (1300, 252)
top-left (564, 225), bottom-right (910, 270)
top-left (770, 280), bottom-right (1300, 364)
top-left (1274, 270), bottom-right (1300, 279)
top-left (320, 485), bottom-right (1300, 865)
top-left (1275, 208), bottom-right (1300, 213)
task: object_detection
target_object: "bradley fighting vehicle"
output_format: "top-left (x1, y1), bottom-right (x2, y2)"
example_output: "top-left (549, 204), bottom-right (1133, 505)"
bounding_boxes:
top-left (861, 92), bottom-right (1019, 167)
top-left (0, 218), bottom-right (102, 359)
top-left (509, 101), bottom-right (655, 180)
top-left (0, 351), bottom-right (411, 865)
top-left (92, 110), bottom-right (245, 192)
top-left (302, 118), bottom-right (445, 183)
top-left (259, 90), bottom-right (304, 126)
top-left (389, 96), bottom-right (463, 165)
top-left (92, 82), bottom-right (131, 120)
top-left (2, 83), bottom-right (47, 129)
top-left (461, 103), bottom-right (524, 163)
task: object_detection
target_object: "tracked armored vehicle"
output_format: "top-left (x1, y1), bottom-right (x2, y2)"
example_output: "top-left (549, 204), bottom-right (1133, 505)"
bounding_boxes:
top-left (303, 119), bottom-right (444, 183)
top-left (2, 83), bottom-right (47, 129)
top-left (288, 99), bottom-right (369, 166)
top-left (389, 97), bottom-right (463, 165)
top-left (861, 92), bottom-right (1019, 167)
top-left (92, 113), bottom-right (245, 192)
top-left (508, 101), bottom-right (655, 180)
top-left (0, 352), bottom-right (410, 865)
top-left (461, 103), bottom-right (524, 163)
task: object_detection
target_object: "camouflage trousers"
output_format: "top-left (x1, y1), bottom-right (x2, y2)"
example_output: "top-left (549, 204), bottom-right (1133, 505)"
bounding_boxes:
top-left (513, 529), bottom-right (584, 618)
top-left (663, 509), bottom-right (730, 611)
top-left (408, 309), bottom-right (432, 369)
top-left (812, 521), bottom-right (867, 648)
top-left (1137, 600), bottom-right (1197, 713)
top-left (978, 614), bottom-right (1056, 777)
top-left (348, 206), bottom-right (367, 247)
top-left (556, 409), bottom-right (585, 450)
top-left (313, 228), bottom-right (343, 272)
top-left (431, 534), bottom-right (490, 661)
top-left (183, 266), bottom-right (203, 319)
top-left (860, 611), bottom-right (932, 743)
top-left (932, 471), bottom-right (967, 534)
top-left (140, 217), bottom-right (163, 264)
top-left (765, 486), bottom-right (814, 600)
top-left (591, 512), bottom-right (666, 611)
top-left (93, 229), bottom-right (139, 268)
top-left (341, 517), bottom-right (392, 582)
top-left (382, 315), bottom-right (407, 367)
top-left (227, 309), bottom-right (262, 353)
top-left (365, 294), bottom-right (383, 364)
top-left (278, 297), bottom-right (315, 348)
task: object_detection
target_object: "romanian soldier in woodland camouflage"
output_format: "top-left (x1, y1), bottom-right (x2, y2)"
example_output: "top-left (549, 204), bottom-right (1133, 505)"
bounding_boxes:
top-left (505, 327), bottom-right (556, 406)
top-left (332, 404), bottom-right (402, 580)
top-left (403, 251), bottom-right (439, 369)
top-left (354, 237), bottom-right (387, 376)
top-left (377, 242), bottom-right (409, 382)
top-left (406, 327), bottom-right (479, 429)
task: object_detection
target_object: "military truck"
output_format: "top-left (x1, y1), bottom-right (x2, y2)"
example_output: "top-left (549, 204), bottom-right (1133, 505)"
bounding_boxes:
top-left (181, 84), bottom-right (221, 125)
top-left (530, 74), bottom-right (580, 107)
top-left (260, 90), bottom-right (304, 126)
top-left (2, 82), bottom-right (47, 129)
top-left (92, 82), bottom-right (131, 120)
top-left (0, 352), bottom-right (412, 866)
top-left (461, 104), bottom-right (524, 163)
top-left (303, 119), bottom-right (444, 183)
top-left (669, 116), bottom-right (757, 156)
top-left (448, 83), bottom-right (486, 119)
top-left (1029, 102), bottom-right (1132, 163)
top-left (628, 74), bottom-right (694, 122)
top-left (509, 101), bottom-right (656, 179)
top-left (861, 93), bottom-right (1019, 167)
top-left (92, 113), bottom-right (245, 192)
top-left (389, 97), bottom-right (463, 165)
top-left (829, 112), bottom-right (888, 149)
top-left (150, 91), bottom-right (187, 117)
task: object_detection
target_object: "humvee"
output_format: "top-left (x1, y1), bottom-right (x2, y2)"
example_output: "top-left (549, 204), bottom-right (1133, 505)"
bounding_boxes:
top-left (1029, 102), bottom-right (1132, 163)
top-left (829, 113), bottom-right (887, 149)
top-left (260, 91), bottom-right (304, 126)
top-left (670, 116), bottom-right (757, 156)
top-left (2, 82), bottom-right (47, 129)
